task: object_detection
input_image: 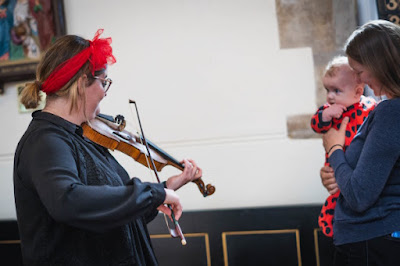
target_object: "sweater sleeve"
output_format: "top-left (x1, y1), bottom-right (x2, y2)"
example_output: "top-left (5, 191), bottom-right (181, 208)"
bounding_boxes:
top-left (17, 130), bottom-right (166, 232)
top-left (311, 104), bottom-right (332, 133)
top-left (329, 101), bottom-right (400, 212)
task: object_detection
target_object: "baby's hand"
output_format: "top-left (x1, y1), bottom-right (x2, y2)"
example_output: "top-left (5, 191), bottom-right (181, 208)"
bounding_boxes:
top-left (322, 104), bottom-right (347, 122)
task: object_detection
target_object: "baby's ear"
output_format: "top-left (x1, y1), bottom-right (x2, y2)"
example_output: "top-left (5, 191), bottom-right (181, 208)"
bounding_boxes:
top-left (355, 84), bottom-right (364, 98)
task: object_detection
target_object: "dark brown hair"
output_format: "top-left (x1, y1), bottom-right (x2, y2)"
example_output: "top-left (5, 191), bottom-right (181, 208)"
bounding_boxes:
top-left (345, 20), bottom-right (400, 98)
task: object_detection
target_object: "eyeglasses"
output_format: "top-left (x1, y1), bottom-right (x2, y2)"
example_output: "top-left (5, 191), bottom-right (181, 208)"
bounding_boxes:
top-left (90, 76), bottom-right (113, 93)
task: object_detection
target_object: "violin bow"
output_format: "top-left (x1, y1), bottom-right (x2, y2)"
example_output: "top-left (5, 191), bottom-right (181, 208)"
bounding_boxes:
top-left (129, 99), bottom-right (187, 246)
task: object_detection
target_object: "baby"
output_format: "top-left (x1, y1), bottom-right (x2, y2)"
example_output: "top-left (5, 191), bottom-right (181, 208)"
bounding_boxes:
top-left (311, 56), bottom-right (376, 237)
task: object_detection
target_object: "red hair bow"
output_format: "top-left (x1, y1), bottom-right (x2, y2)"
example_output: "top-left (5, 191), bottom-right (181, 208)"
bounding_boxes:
top-left (41, 29), bottom-right (116, 94)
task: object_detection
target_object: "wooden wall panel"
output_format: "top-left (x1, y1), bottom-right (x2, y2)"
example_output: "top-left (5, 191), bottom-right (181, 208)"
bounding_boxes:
top-left (0, 205), bottom-right (335, 266)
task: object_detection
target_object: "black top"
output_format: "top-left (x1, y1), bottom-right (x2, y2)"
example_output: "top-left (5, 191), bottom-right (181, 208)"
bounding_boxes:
top-left (13, 111), bottom-right (166, 265)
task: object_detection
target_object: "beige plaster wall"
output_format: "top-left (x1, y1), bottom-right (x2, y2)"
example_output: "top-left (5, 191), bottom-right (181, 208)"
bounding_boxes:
top-left (276, 0), bottom-right (358, 138)
top-left (0, 0), bottom-right (335, 219)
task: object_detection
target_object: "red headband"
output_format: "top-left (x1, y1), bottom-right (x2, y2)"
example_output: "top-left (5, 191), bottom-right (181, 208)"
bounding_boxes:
top-left (41, 29), bottom-right (116, 94)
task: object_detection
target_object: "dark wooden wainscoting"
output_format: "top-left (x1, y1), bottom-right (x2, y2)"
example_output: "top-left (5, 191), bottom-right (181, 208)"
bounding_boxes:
top-left (0, 205), bottom-right (335, 266)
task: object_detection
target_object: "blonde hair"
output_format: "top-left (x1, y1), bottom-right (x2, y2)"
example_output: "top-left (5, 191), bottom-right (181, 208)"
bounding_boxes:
top-left (19, 35), bottom-right (96, 112)
top-left (324, 56), bottom-right (349, 77)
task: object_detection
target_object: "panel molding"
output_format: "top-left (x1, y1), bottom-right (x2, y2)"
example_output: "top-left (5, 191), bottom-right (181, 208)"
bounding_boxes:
top-left (151, 232), bottom-right (211, 266)
top-left (156, 132), bottom-right (286, 148)
top-left (0, 240), bottom-right (20, 244)
top-left (0, 153), bottom-right (13, 163)
top-left (313, 227), bottom-right (335, 266)
top-left (314, 228), bottom-right (321, 266)
top-left (222, 229), bottom-right (301, 266)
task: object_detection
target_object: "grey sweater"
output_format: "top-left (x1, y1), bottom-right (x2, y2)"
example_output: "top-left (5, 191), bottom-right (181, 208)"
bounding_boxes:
top-left (329, 98), bottom-right (400, 245)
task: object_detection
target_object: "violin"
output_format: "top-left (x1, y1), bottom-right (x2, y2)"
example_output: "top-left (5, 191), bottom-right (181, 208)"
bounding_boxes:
top-left (81, 113), bottom-right (216, 197)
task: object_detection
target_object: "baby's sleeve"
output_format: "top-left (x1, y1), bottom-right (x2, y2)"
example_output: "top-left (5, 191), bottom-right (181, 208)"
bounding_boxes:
top-left (311, 104), bottom-right (332, 133)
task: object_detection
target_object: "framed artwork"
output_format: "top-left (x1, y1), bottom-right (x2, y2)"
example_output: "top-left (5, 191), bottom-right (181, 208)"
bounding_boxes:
top-left (0, 0), bottom-right (66, 94)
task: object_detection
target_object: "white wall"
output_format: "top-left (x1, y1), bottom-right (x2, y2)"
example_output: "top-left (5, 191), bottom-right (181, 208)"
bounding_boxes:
top-left (0, 0), bottom-right (327, 219)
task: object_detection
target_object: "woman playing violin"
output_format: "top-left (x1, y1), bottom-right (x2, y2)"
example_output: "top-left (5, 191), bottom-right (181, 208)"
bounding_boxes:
top-left (14, 29), bottom-right (202, 266)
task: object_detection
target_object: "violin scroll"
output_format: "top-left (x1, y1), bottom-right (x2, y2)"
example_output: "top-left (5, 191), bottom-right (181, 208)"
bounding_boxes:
top-left (193, 179), bottom-right (215, 197)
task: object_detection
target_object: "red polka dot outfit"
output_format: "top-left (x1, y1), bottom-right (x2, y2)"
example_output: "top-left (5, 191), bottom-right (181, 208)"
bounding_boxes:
top-left (311, 95), bottom-right (376, 237)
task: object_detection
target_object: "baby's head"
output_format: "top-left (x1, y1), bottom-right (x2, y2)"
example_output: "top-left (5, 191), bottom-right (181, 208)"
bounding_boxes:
top-left (323, 56), bottom-right (364, 107)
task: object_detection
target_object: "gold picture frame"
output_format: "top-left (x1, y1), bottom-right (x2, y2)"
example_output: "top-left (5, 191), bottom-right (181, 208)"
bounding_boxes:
top-left (0, 0), bottom-right (66, 94)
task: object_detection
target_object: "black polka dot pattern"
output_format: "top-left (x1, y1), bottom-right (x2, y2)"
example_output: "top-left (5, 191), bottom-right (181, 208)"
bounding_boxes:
top-left (315, 96), bottom-right (377, 237)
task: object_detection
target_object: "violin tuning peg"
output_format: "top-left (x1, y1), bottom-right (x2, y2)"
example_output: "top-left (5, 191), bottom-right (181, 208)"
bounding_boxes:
top-left (114, 114), bottom-right (125, 123)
